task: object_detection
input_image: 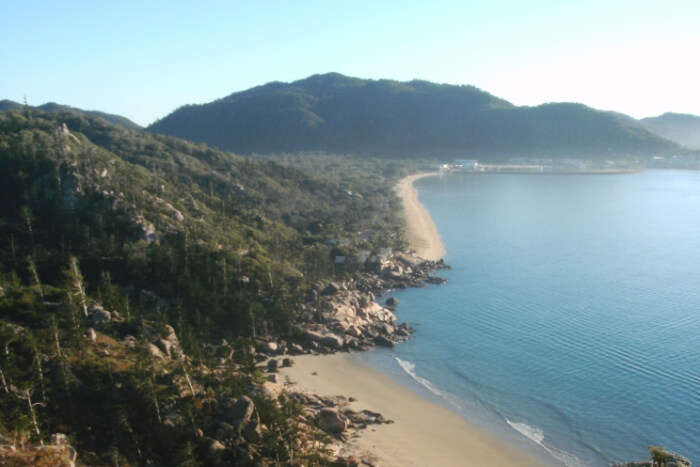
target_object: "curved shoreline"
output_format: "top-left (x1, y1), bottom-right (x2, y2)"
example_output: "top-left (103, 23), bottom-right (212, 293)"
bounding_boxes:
top-left (395, 172), bottom-right (446, 261)
top-left (279, 353), bottom-right (544, 466)
top-left (276, 173), bottom-right (549, 466)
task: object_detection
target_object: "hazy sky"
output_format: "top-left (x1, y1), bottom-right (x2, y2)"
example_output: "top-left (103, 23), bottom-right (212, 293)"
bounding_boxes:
top-left (2, 0), bottom-right (699, 126)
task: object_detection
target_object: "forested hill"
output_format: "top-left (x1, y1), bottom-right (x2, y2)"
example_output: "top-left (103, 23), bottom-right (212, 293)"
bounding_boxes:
top-left (0, 107), bottom-right (406, 464)
top-left (640, 112), bottom-right (700, 150)
top-left (0, 99), bottom-right (142, 130)
top-left (148, 73), bottom-right (680, 159)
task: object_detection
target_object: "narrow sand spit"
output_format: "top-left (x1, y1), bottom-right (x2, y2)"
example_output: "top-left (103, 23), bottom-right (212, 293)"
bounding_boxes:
top-left (278, 354), bottom-right (544, 466)
top-left (395, 172), bottom-right (446, 261)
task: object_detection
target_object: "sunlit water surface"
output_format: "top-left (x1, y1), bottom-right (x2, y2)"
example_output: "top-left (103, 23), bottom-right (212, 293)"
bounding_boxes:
top-left (358, 171), bottom-right (700, 466)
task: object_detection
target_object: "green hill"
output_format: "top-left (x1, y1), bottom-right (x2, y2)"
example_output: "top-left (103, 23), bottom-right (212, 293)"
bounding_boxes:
top-left (0, 107), bottom-right (406, 464)
top-left (148, 73), bottom-right (679, 159)
top-left (0, 99), bottom-right (142, 130)
top-left (640, 112), bottom-right (700, 149)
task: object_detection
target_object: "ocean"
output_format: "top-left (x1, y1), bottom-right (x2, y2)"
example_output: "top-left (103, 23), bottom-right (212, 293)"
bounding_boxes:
top-left (358, 170), bottom-right (700, 466)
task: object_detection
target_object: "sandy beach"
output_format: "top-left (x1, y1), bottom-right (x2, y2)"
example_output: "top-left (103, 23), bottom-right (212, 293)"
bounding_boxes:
top-left (395, 172), bottom-right (446, 261)
top-left (278, 354), bottom-right (543, 466)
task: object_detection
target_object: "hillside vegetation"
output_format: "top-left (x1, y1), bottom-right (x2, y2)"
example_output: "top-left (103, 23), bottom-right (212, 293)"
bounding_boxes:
top-left (0, 108), bottom-right (411, 464)
top-left (149, 73), bottom-right (680, 159)
top-left (0, 100), bottom-right (142, 131)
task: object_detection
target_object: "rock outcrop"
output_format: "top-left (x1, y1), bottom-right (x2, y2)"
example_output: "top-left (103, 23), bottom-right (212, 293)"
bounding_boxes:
top-left (613, 446), bottom-right (691, 467)
top-left (289, 252), bottom-right (447, 354)
top-left (318, 408), bottom-right (348, 434)
top-left (0, 432), bottom-right (78, 467)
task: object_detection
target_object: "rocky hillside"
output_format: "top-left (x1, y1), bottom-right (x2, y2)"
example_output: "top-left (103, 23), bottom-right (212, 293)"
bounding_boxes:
top-left (0, 107), bottom-right (423, 464)
top-left (148, 72), bottom-right (680, 159)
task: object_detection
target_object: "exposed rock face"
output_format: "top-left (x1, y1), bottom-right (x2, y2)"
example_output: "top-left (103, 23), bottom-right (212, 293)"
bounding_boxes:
top-left (385, 296), bottom-right (399, 308)
top-left (373, 336), bottom-right (394, 348)
top-left (291, 252), bottom-right (446, 353)
top-left (613, 447), bottom-right (691, 467)
top-left (318, 408), bottom-right (348, 434)
top-left (0, 432), bottom-right (78, 467)
top-left (304, 329), bottom-right (345, 350)
top-left (141, 323), bottom-right (183, 360)
top-left (322, 282), bottom-right (342, 295)
top-left (131, 214), bottom-right (157, 243)
top-left (87, 303), bottom-right (111, 326)
top-left (267, 359), bottom-right (279, 372)
top-left (147, 343), bottom-right (167, 360)
top-left (230, 396), bottom-right (255, 433)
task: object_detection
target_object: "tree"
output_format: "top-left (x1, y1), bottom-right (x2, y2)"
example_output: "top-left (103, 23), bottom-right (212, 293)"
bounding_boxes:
top-left (64, 256), bottom-right (88, 317)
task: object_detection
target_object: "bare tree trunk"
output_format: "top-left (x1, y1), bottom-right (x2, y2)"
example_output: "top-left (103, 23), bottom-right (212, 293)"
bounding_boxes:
top-left (181, 362), bottom-right (195, 398)
top-left (53, 325), bottom-right (62, 358)
top-left (70, 256), bottom-right (88, 317)
top-left (34, 353), bottom-right (46, 402)
top-left (27, 257), bottom-right (43, 299)
top-left (24, 390), bottom-right (42, 443)
top-left (0, 366), bottom-right (8, 393)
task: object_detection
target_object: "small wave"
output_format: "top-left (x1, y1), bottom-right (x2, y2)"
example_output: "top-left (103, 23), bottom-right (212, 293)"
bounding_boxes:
top-left (507, 420), bottom-right (545, 445)
top-left (394, 357), bottom-right (462, 409)
top-left (507, 419), bottom-right (585, 467)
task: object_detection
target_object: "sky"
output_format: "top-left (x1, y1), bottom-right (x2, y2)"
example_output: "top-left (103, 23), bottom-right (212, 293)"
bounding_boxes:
top-left (2, 0), bottom-right (699, 126)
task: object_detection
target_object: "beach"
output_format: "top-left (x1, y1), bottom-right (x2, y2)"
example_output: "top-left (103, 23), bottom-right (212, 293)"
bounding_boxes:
top-left (274, 173), bottom-right (546, 466)
top-left (394, 172), bottom-right (446, 261)
top-left (278, 354), bottom-right (543, 466)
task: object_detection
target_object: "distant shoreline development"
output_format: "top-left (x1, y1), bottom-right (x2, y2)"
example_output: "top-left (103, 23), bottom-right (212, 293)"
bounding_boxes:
top-left (440, 158), bottom-right (646, 174)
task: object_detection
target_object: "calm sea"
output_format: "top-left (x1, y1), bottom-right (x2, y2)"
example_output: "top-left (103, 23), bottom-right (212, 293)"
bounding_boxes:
top-left (358, 170), bottom-right (700, 466)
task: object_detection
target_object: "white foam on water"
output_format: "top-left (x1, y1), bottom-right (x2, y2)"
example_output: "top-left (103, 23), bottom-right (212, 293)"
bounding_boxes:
top-left (507, 419), bottom-right (585, 467)
top-left (394, 357), bottom-right (462, 409)
top-left (394, 357), bottom-right (586, 466)
top-left (507, 420), bottom-right (545, 445)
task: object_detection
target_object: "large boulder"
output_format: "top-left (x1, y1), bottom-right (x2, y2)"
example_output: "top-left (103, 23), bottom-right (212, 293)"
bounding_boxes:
top-left (304, 329), bottom-right (344, 349)
top-left (374, 336), bottom-right (394, 348)
top-left (147, 343), bottom-right (167, 360)
top-left (152, 324), bottom-right (183, 360)
top-left (242, 415), bottom-right (262, 442)
top-left (87, 303), bottom-right (111, 326)
top-left (230, 396), bottom-right (255, 433)
top-left (267, 359), bottom-right (279, 372)
top-left (261, 340), bottom-right (279, 355)
top-left (321, 282), bottom-right (341, 295)
top-left (318, 408), bottom-right (348, 434)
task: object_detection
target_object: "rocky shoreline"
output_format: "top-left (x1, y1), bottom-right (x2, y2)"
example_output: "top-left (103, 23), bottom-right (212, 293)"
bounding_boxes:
top-left (248, 251), bottom-right (450, 465)
top-left (256, 252), bottom-right (449, 358)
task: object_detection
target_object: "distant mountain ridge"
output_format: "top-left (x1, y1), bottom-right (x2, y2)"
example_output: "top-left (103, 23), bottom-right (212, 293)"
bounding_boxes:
top-left (148, 73), bottom-right (681, 159)
top-left (0, 99), bottom-right (142, 130)
top-left (640, 112), bottom-right (700, 150)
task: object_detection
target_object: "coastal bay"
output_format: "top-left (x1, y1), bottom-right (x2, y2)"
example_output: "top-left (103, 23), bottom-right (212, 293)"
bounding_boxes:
top-left (276, 173), bottom-right (547, 466)
top-left (370, 171), bottom-right (700, 465)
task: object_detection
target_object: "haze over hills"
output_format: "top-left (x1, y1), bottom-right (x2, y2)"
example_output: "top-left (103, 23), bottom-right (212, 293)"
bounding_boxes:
top-left (0, 99), bottom-right (142, 131)
top-left (148, 73), bottom-right (682, 159)
top-left (639, 113), bottom-right (700, 150)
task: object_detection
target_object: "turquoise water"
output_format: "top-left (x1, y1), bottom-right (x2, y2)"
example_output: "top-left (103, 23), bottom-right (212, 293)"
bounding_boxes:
top-left (359, 171), bottom-right (700, 466)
